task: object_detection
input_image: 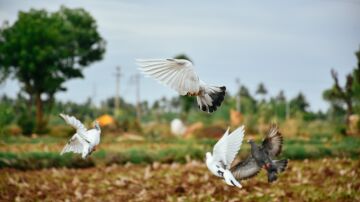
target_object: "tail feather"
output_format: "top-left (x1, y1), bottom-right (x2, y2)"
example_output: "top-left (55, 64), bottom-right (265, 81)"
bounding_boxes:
top-left (197, 86), bottom-right (226, 113)
top-left (274, 159), bottom-right (288, 173)
top-left (267, 171), bottom-right (278, 183)
top-left (267, 159), bottom-right (288, 183)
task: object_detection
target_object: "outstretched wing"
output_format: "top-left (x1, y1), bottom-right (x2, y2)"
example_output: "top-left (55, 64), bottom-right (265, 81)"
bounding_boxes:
top-left (223, 125), bottom-right (245, 168)
top-left (137, 59), bottom-right (200, 95)
top-left (213, 125), bottom-right (245, 169)
top-left (230, 155), bottom-right (262, 181)
top-left (212, 127), bottom-right (230, 166)
top-left (60, 113), bottom-right (89, 143)
top-left (60, 134), bottom-right (84, 155)
top-left (262, 124), bottom-right (283, 157)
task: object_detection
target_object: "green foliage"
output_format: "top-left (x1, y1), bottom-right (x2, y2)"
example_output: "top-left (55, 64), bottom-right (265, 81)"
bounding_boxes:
top-left (0, 152), bottom-right (95, 170)
top-left (1, 133), bottom-right (359, 170)
top-left (256, 82), bottom-right (268, 96)
top-left (17, 113), bottom-right (35, 136)
top-left (0, 96), bottom-right (14, 135)
top-left (238, 85), bottom-right (257, 114)
top-left (290, 92), bottom-right (309, 113)
top-left (0, 6), bottom-right (106, 133)
top-left (323, 47), bottom-right (360, 132)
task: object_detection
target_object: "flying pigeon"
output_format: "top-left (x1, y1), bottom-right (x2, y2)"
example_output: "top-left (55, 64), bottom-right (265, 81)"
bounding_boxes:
top-left (136, 58), bottom-right (226, 113)
top-left (206, 125), bottom-right (245, 188)
top-left (59, 113), bottom-right (101, 159)
top-left (231, 124), bottom-right (288, 183)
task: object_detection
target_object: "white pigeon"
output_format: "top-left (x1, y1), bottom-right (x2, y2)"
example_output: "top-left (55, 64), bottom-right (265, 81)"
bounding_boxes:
top-left (170, 118), bottom-right (187, 136)
top-left (136, 58), bottom-right (226, 113)
top-left (205, 125), bottom-right (245, 188)
top-left (60, 113), bottom-right (101, 159)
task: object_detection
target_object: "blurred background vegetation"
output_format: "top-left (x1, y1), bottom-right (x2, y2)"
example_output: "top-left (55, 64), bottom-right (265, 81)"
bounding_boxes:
top-left (0, 6), bottom-right (359, 170)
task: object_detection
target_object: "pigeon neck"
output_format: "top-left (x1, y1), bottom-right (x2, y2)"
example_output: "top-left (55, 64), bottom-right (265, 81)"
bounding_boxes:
top-left (249, 141), bottom-right (258, 150)
top-left (95, 124), bottom-right (101, 131)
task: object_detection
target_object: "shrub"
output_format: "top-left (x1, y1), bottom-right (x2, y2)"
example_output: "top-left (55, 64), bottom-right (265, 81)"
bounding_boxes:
top-left (3, 124), bottom-right (22, 136)
top-left (49, 125), bottom-right (74, 137)
top-left (17, 114), bottom-right (35, 136)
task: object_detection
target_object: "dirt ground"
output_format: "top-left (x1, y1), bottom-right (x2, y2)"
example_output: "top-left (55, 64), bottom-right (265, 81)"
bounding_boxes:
top-left (0, 158), bottom-right (359, 202)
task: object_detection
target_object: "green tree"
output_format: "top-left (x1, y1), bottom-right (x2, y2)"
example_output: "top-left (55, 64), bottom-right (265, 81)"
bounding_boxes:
top-left (323, 48), bottom-right (360, 128)
top-left (0, 6), bottom-right (106, 133)
top-left (238, 85), bottom-right (257, 114)
top-left (290, 92), bottom-right (309, 114)
top-left (275, 90), bottom-right (286, 102)
top-left (274, 90), bottom-right (287, 120)
top-left (256, 82), bottom-right (268, 101)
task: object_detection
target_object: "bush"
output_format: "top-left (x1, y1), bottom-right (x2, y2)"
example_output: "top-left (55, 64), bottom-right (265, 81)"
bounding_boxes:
top-left (3, 124), bottom-right (22, 136)
top-left (0, 152), bottom-right (95, 170)
top-left (49, 125), bottom-right (74, 137)
top-left (17, 114), bottom-right (35, 135)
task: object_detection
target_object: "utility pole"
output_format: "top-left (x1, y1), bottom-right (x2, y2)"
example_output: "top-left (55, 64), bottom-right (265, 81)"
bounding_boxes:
top-left (114, 66), bottom-right (122, 116)
top-left (235, 78), bottom-right (241, 113)
top-left (134, 74), bottom-right (141, 122)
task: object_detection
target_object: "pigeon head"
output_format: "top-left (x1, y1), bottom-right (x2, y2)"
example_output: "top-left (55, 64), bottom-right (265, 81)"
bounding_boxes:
top-left (94, 120), bottom-right (101, 131)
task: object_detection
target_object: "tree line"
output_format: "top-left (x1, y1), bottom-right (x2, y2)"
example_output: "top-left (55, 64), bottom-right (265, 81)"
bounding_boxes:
top-left (0, 6), bottom-right (359, 135)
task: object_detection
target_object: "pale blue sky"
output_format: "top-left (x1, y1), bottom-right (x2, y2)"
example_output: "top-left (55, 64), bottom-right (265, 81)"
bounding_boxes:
top-left (0, 0), bottom-right (359, 111)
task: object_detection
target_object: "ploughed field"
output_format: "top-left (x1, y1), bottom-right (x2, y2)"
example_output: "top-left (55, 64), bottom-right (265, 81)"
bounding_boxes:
top-left (0, 158), bottom-right (359, 202)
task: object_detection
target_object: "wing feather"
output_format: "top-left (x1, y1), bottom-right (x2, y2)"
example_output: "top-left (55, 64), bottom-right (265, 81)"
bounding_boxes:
top-left (213, 125), bottom-right (245, 168)
top-left (262, 124), bottom-right (283, 157)
top-left (60, 135), bottom-right (84, 155)
top-left (137, 59), bottom-right (200, 95)
top-left (224, 125), bottom-right (245, 168)
top-left (60, 114), bottom-right (87, 134)
top-left (212, 127), bottom-right (229, 165)
top-left (230, 155), bottom-right (261, 181)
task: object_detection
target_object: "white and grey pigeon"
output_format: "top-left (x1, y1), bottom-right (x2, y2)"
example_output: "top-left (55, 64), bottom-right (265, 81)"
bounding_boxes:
top-left (137, 58), bottom-right (226, 113)
top-left (205, 125), bottom-right (245, 188)
top-left (59, 113), bottom-right (101, 159)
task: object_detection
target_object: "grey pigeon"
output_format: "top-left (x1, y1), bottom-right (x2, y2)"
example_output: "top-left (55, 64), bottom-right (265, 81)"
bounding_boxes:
top-left (230, 124), bottom-right (288, 183)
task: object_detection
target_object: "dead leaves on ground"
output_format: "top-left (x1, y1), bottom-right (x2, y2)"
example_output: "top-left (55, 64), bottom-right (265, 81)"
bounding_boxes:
top-left (0, 158), bottom-right (359, 202)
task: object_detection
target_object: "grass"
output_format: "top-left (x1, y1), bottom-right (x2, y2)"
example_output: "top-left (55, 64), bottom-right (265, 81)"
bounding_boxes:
top-left (0, 152), bottom-right (95, 170)
top-left (0, 135), bottom-right (62, 144)
top-left (0, 133), bottom-right (359, 169)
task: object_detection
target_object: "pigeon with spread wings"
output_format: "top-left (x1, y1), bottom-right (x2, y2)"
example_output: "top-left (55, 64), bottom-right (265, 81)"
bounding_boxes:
top-left (60, 113), bottom-right (101, 159)
top-left (231, 124), bottom-right (288, 183)
top-left (205, 125), bottom-right (245, 188)
top-left (137, 59), bottom-right (226, 113)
